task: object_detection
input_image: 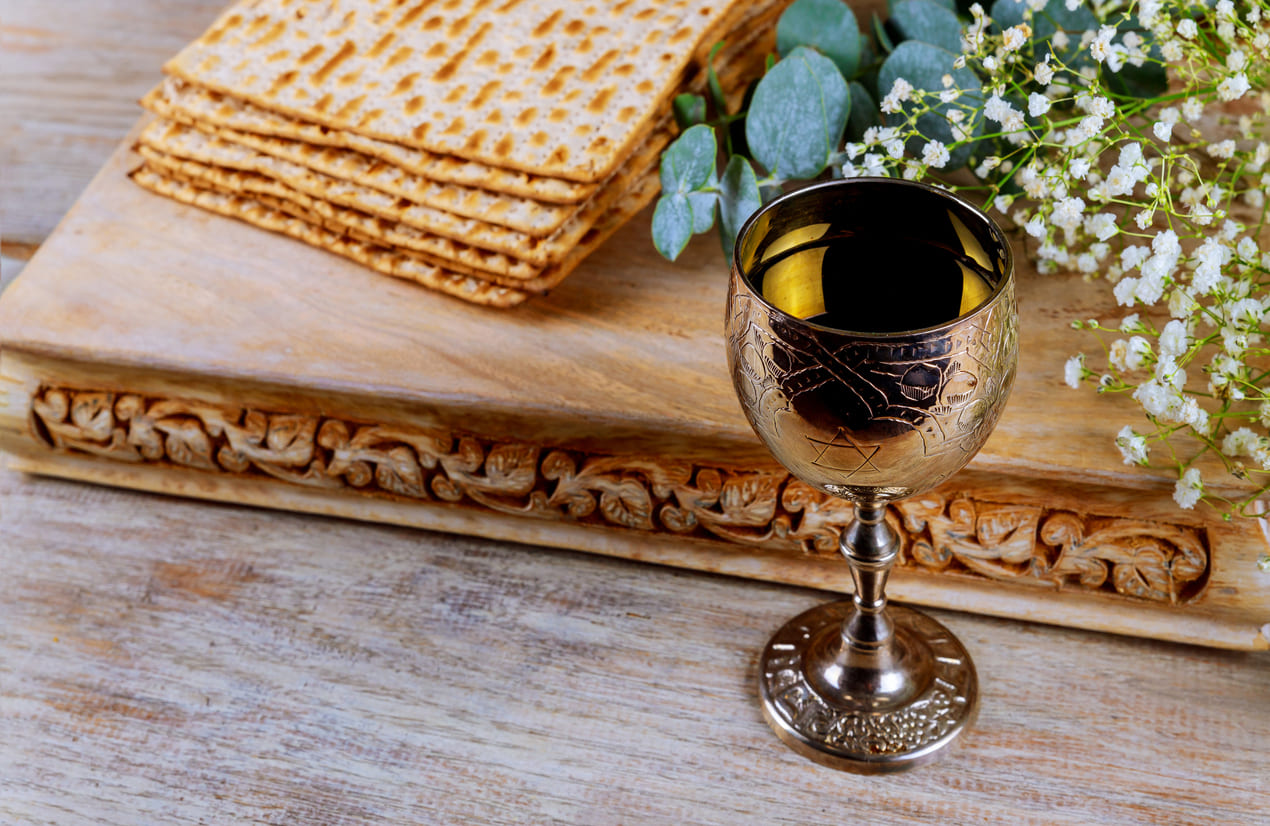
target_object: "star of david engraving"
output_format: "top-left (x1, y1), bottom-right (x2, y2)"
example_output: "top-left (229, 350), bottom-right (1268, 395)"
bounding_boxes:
top-left (806, 428), bottom-right (881, 477)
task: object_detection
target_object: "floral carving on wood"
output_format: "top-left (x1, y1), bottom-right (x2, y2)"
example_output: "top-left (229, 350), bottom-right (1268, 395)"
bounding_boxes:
top-left (30, 386), bottom-right (1209, 604)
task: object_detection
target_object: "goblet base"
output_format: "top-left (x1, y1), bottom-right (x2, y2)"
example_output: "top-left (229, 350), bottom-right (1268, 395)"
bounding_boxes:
top-left (758, 601), bottom-right (978, 773)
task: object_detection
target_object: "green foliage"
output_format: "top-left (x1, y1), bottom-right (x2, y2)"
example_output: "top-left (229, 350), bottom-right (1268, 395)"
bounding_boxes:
top-left (1102, 22), bottom-right (1168, 98)
top-left (845, 81), bottom-right (881, 141)
top-left (746, 46), bottom-right (852, 179)
top-left (672, 94), bottom-right (707, 130)
top-left (776, 0), bottom-right (862, 78)
top-left (879, 41), bottom-right (983, 169)
top-left (991, 0), bottom-right (1098, 67)
top-left (649, 0), bottom-right (1172, 261)
top-left (717, 155), bottom-right (762, 256)
top-left (652, 125), bottom-right (718, 260)
top-left (888, 0), bottom-right (964, 53)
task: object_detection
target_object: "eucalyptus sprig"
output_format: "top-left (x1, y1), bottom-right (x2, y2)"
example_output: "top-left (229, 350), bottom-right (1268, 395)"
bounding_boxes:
top-left (652, 0), bottom-right (875, 259)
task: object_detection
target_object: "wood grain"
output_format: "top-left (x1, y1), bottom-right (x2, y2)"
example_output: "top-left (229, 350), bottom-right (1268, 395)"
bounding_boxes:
top-left (1, 466), bottom-right (1268, 825)
top-left (0, 0), bottom-right (226, 246)
top-left (3, 136), bottom-right (1269, 648)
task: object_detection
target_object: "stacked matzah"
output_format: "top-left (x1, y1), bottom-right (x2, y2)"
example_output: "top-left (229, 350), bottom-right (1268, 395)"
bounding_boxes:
top-left (132, 0), bottom-right (785, 307)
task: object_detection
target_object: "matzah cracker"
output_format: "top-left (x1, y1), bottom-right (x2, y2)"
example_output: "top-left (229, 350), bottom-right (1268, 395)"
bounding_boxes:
top-left (138, 144), bottom-right (542, 280)
top-left (142, 143), bottom-right (554, 286)
top-left (132, 163), bottom-right (661, 300)
top-left (144, 77), bottom-right (598, 205)
top-left (129, 166), bottom-right (532, 307)
top-left (164, 0), bottom-right (747, 182)
top-left (140, 117), bottom-right (671, 268)
top-left (151, 112), bottom-right (579, 238)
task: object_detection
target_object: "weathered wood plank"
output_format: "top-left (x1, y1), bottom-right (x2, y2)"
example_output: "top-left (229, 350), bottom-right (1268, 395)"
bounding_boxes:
top-left (1, 467), bottom-right (1267, 824)
top-left (0, 0), bottom-right (225, 246)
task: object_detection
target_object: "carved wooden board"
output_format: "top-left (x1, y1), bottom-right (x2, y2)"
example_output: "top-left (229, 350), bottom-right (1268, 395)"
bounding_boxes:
top-left (2, 134), bottom-right (1268, 650)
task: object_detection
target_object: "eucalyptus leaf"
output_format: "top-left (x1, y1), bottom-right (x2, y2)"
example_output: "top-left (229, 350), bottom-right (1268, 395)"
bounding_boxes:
top-left (673, 94), bottom-right (707, 130)
top-left (659, 124), bottom-right (717, 195)
top-left (873, 12), bottom-right (895, 54)
top-left (845, 81), bottom-right (881, 141)
top-left (888, 0), bottom-right (964, 54)
top-left (688, 191), bottom-right (719, 234)
top-left (652, 193), bottom-right (695, 261)
top-left (857, 31), bottom-right (880, 95)
top-left (889, 0), bottom-right (955, 11)
top-left (878, 40), bottom-right (983, 169)
top-left (718, 155), bottom-right (762, 256)
top-left (776, 0), bottom-right (862, 79)
top-left (746, 46), bottom-right (852, 179)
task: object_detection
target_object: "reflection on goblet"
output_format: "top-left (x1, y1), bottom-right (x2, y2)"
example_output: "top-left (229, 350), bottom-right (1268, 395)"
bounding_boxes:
top-left (726, 178), bottom-right (1018, 772)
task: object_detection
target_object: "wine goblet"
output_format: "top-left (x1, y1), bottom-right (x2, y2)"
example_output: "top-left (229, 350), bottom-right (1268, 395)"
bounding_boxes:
top-left (725, 178), bottom-right (1018, 772)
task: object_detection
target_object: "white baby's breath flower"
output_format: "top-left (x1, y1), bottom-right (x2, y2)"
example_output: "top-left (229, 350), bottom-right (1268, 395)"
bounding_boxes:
top-left (921, 140), bottom-right (950, 169)
top-left (1182, 98), bottom-right (1204, 122)
top-left (1089, 25), bottom-right (1116, 63)
top-left (1177, 18), bottom-right (1198, 39)
top-left (1208, 139), bottom-right (1237, 160)
top-left (1223, 427), bottom-right (1260, 457)
top-left (1087, 212), bottom-right (1118, 241)
top-left (1116, 426), bottom-right (1149, 464)
top-left (880, 78), bottom-right (914, 114)
top-left (1218, 72), bottom-right (1250, 102)
top-left (1052, 196), bottom-right (1085, 232)
top-left (1065, 354), bottom-right (1085, 388)
top-left (984, 94), bottom-right (1026, 132)
top-left (1155, 356), bottom-right (1186, 390)
top-left (1173, 468), bottom-right (1203, 509)
top-left (1159, 319), bottom-right (1190, 358)
top-left (1003, 24), bottom-right (1031, 53)
top-left (1034, 59), bottom-right (1055, 85)
top-left (1024, 216), bottom-right (1046, 238)
top-left (1028, 92), bottom-right (1051, 117)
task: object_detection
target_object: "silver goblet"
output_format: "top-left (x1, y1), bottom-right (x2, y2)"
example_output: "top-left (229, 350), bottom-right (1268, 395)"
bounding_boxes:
top-left (726, 178), bottom-right (1018, 772)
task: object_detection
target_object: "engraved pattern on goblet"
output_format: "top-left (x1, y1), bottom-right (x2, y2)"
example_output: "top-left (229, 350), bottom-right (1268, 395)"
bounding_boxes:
top-left (727, 283), bottom-right (1018, 501)
top-left (761, 604), bottom-right (977, 759)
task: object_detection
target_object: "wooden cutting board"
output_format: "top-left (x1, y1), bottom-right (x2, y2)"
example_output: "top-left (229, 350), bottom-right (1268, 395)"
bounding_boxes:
top-left (2, 131), bottom-right (1267, 649)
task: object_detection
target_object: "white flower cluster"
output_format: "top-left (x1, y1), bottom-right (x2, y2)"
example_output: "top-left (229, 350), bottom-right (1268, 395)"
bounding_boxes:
top-left (871, 0), bottom-right (1270, 526)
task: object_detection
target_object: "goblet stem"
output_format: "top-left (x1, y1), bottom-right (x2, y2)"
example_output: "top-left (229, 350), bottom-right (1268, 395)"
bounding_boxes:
top-left (840, 502), bottom-right (897, 649)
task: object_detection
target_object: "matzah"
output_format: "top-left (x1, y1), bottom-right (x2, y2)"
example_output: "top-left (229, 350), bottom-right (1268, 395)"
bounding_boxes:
top-left (130, 166), bottom-right (532, 307)
top-left (144, 117), bottom-right (578, 237)
top-left (132, 163), bottom-right (662, 299)
top-left (164, 0), bottom-right (748, 181)
top-left (144, 77), bottom-right (599, 205)
top-left (139, 117), bottom-right (669, 268)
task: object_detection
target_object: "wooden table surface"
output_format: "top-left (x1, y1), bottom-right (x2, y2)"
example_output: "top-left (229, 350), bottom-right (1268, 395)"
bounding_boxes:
top-left (2, 3), bottom-right (1268, 824)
